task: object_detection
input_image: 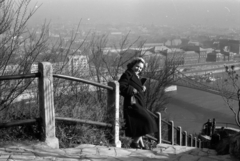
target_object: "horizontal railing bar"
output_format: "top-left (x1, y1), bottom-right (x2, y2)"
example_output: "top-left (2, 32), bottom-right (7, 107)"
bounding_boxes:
top-left (53, 74), bottom-right (113, 90)
top-left (162, 139), bottom-right (171, 144)
top-left (146, 109), bottom-right (157, 118)
top-left (147, 110), bottom-right (171, 126)
top-left (145, 134), bottom-right (158, 142)
top-left (0, 119), bottom-right (37, 128)
top-left (55, 117), bottom-right (112, 128)
top-left (162, 119), bottom-right (171, 126)
top-left (0, 73), bottom-right (40, 81)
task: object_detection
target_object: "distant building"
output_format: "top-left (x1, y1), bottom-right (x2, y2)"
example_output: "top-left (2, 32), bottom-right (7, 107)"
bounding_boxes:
top-left (234, 54), bottom-right (240, 62)
top-left (221, 51), bottom-right (235, 62)
top-left (143, 43), bottom-right (164, 52)
top-left (206, 51), bottom-right (224, 62)
top-left (159, 48), bottom-right (184, 66)
top-left (30, 54), bottom-right (89, 76)
top-left (229, 40), bottom-right (240, 54)
top-left (202, 40), bottom-right (214, 48)
top-left (181, 45), bottom-right (209, 63)
top-left (181, 45), bottom-right (200, 53)
top-left (67, 54), bottom-right (88, 75)
top-left (199, 48), bottom-right (208, 63)
top-left (154, 45), bottom-right (170, 52)
top-left (164, 39), bottom-right (182, 47)
top-left (183, 51), bottom-right (199, 65)
top-left (143, 53), bottom-right (166, 69)
top-left (188, 41), bottom-right (201, 46)
top-left (219, 39), bottom-right (240, 54)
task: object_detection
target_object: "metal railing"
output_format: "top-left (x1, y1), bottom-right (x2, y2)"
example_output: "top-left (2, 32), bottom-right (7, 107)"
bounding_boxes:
top-left (145, 110), bottom-right (203, 148)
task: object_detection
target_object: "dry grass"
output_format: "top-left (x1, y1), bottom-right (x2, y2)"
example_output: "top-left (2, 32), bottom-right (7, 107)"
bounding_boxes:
top-left (0, 87), bottom-right (133, 148)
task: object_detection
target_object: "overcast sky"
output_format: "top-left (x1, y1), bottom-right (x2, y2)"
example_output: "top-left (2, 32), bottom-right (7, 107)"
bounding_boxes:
top-left (28, 0), bottom-right (240, 27)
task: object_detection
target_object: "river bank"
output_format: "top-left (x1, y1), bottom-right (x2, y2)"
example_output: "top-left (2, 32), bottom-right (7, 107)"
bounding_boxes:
top-left (165, 86), bottom-right (237, 134)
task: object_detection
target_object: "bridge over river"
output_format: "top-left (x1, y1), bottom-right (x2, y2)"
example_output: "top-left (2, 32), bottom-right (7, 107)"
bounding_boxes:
top-left (144, 69), bottom-right (239, 101)
top-left (143, 67), bottom-right (240, 133)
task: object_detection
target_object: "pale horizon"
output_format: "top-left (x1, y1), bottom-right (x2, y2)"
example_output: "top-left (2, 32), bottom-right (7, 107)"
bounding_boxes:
top-left (28, 0), bottom-right (240, 27)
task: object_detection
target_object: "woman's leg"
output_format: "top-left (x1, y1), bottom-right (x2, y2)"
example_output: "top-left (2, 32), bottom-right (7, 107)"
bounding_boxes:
top-left (139, 136), bottom-right (149, 149)
top-left (130, 137), bottom-right (141, 149)
top-left (132, 136), bottom-right (147, 149)
top-left (139, 137), bottom-right (145, 148)
top-left (132, 136), bottom-right (141, 143)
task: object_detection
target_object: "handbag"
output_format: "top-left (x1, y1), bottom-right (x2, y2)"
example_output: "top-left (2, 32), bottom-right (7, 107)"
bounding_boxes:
top-left (130, 95), bottom-right (137, 105)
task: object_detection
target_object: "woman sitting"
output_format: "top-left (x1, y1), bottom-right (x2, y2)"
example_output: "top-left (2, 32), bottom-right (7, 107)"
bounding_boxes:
top-left (118, 57), bottom-right (158, 149)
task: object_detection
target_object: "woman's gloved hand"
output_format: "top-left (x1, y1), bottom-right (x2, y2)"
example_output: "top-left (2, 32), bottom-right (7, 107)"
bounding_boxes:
top-left (142, 85), bottom-right (146, 92)
top-left (133, 88), bottom-right (138, 94)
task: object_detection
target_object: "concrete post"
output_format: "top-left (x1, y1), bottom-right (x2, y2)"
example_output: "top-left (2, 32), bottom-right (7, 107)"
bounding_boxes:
top-left (177, 126), bottom-right (182, 146)
top-left (38, 62), bottom-right (59, 149)
top-left (108, 81), bottom-right (121, 148)
top-left (156, 112), bottom-right (162, 145)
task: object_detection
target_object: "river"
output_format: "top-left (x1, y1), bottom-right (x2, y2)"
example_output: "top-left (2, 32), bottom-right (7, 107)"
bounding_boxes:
top-left (165, 71), bottom-right (239, 134)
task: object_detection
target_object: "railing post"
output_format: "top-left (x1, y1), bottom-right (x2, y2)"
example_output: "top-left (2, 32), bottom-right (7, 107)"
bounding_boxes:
top-left (156, 112), bottom-right (162, 145)
top-left (193, 137), bottom-right (195, 147)
top-left (182, 131), bottom-right (186, 146)
top-left (183, 131), bottom-right (188, 146)
top-left (184, 131), bottom-right (188, 146)
top-left (198, 139), bottom-right (201, 148)
top-left (168, 121), bottom-right (174, 145)
top-left (108, 81), bottom-right (121, 148)
top-left (177, 126), bottom-right (182, 145)
top-left (38, 62), bottom-right (59, 149)
top-left (194, 137), bottom-right (197, 147)
top-left (190, 134), bottom-right (193, 147)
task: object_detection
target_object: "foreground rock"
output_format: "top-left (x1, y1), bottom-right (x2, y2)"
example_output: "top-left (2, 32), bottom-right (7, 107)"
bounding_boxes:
top-left (229, 132), bottom-right (240, 159)
top-left (216, 132), bottom-right (240, 159)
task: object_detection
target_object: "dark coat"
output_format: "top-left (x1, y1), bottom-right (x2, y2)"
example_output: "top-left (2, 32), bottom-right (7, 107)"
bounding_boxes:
top-left (119, 69), bottom-right (158, 137)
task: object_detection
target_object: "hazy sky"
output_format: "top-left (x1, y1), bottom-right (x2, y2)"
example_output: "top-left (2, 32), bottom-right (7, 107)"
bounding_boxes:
top-left (28, 0), bottom-right (240, 27)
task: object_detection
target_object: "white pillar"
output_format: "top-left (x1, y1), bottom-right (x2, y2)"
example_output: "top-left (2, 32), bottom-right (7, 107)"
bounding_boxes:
top-left (108, 81), bottom-right (121, 148)
top-left (38, 62), bottom-right (59, 149)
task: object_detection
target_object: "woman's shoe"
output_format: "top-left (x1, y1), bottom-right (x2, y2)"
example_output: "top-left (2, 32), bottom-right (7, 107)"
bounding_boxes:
top-left (130, 142), bottom-right (141, 149)
top-left (139, 143), bottom-right (149, 150)
top-left (141, 146), bottom-right (149, 150)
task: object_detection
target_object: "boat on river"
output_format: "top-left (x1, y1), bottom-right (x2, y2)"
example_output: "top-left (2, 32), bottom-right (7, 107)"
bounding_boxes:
top-left (206, 76), bottom-right (216, 82)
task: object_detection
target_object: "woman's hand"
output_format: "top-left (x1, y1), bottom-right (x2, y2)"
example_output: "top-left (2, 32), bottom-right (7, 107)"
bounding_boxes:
top-left (142, 86), bottom-right (146, 92)
top-left (133, 88), bottom-right (138, 94)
